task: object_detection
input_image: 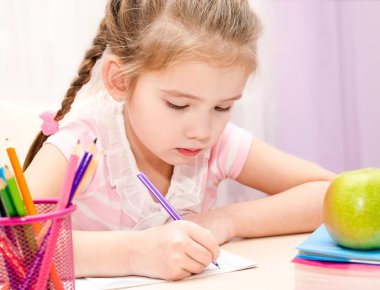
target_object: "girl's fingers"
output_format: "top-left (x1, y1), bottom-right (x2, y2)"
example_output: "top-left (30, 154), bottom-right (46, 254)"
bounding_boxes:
top-left (182, 253), bottom-right (210, 274)
top-left (145, 221), bottom-right (219, 280)
top-left (187, 222), bottom-right (220, 262)
top-left (166, 268), bottom-right (192, 281)
top-left (184, 238), bottom-right (213, 267)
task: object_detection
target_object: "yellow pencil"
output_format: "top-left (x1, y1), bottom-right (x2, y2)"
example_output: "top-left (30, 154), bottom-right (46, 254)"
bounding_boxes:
top-left (38, 149), bottom-right (102, 244)
top-left (38, 149), bottom-right (99, 242)
top-left (71, 150), bottom-right (103, 202)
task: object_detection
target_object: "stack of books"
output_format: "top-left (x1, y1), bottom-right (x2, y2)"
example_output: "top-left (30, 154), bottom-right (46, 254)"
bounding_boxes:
top-left (294, 225), bottom-right (380, 290)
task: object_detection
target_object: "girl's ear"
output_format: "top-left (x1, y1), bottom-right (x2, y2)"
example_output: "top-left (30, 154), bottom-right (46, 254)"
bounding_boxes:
top-left (102, 56), bottom-right (130, 102)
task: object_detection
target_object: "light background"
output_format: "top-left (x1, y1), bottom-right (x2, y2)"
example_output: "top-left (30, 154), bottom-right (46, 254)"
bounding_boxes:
top-left (1, 1), bottom-right (379, 204)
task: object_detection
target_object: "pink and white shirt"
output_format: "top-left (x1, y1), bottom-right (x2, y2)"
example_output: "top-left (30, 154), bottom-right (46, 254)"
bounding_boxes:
top-left (47, 94), bottom-right (253, 231)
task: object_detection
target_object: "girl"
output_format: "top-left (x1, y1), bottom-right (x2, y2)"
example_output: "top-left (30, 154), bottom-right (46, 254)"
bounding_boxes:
top-left (24, 0), bottom-right (334, 281)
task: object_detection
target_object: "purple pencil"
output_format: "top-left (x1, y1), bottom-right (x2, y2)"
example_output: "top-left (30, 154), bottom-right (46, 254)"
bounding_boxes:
top-left (69, 138), bottom-right (97, 203)
top-left (137, 173), bottom-right (181, 220)
top-left (19, 227), bottom-right (51, 289)
top-left (136, 172), bottom-right (220, 269)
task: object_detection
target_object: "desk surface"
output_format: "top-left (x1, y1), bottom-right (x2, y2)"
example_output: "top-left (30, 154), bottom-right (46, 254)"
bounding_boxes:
top-left (135, 233), bottom-right (309, 290)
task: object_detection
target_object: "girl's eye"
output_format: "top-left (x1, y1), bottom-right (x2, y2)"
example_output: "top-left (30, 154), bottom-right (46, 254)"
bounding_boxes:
top-left (214, 106), bottom-right (231, 112)
top-left (166, 101), bottom-right (188, 110)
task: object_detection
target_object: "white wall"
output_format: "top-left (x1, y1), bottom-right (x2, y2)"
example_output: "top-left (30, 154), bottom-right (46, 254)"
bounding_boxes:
top-left (0, 1), bottom-right (271, 205)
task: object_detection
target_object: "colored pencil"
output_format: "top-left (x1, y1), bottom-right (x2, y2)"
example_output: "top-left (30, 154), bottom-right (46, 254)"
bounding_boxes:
top-left (0, 181), bottom-right (23, 288)
top-left (19, 226), bottom-right (51, 290)
top-left (5, 139), bottom-right (36, 216)
top-left (0, 179), bottom-right (17, 217)
top-left (0, 198), bottom-right (5, 217)
top-left (1, 281), bottom-right (10, 290)
top-left (2, 167), bottom-right (38, 261)
top-left (3, 166), bottom-right (27, 217)
top-left (69, 139), bottom-right (96, 205)
top-left (0, 166), bottom-right (5, 180)
top-left (137, 172), bottom-right (220, 269)
top-left (0, 228), bottom-right (22, 289)
top-left (69, 150), bottom-right (102, 205)
top-left (35, 140), bottom-right (81, 289)
top-left (38, 147), bottom-right (102, 244)
top-left (0, 230), bottom-right (26, 279)
top-left (56, 140), bottom-right (81, 210)
top-left (0, 167), bottom-right (5, 216)
top-left (4, 140), bottom-right (63, 290)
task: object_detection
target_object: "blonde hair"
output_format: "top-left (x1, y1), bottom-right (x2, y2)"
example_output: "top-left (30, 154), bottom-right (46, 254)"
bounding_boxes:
top-left (24, 0), bottom-right (261, 169)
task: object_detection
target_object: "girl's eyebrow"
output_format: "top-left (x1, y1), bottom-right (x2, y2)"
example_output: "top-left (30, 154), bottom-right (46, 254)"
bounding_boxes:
top-left (161, 89), bottom-right (242, 102)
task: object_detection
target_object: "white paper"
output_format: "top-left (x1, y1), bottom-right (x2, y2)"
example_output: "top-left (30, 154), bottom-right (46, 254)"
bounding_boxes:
top-left (75, 250), bottom-right (257, 289)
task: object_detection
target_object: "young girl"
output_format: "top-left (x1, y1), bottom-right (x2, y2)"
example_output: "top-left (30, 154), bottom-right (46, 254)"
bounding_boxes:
top-left (24, 0), bottom-right (334, 281)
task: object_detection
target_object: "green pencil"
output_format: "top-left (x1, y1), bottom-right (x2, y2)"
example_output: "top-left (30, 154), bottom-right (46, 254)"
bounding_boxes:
top-left (1, 169), bottom-right (38, 271)
top-left (0, 179), bottom-right (17, 217)
top-left (4, 166), bottom-right (27, 217)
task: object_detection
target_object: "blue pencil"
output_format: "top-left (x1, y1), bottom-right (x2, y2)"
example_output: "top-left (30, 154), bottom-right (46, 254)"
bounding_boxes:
top-left (0, 167), bottom-right (5, 181)
top-left (137, 172), bottom-right (220, 269)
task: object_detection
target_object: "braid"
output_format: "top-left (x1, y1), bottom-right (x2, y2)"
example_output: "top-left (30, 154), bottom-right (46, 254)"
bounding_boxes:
top-left (23, 19), bottom-right (108, 170)
top-left (56, 19), bottom-right (107, 121)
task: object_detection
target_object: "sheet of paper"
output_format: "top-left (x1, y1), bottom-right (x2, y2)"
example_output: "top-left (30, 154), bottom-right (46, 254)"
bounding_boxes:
top-left (75, 249), bottom-right (257, 290)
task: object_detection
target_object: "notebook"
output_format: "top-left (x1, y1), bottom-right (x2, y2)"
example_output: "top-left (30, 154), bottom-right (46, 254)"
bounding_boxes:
top-left (75, 249), bottom-right (257, 290)
top-left (296, 224), bottom-right (380, 265)
top-left (294, 257), bottom-right (380, 290)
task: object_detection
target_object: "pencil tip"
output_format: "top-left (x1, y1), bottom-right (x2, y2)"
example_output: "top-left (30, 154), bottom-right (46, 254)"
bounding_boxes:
top-left (93, 137), bottom-right (97, 144)
top-left (5, 138), bottom-right (13, 148)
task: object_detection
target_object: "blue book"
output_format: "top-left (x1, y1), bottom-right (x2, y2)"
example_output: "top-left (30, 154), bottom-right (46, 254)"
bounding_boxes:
top-left (296, 224), bottom-right (380, 265)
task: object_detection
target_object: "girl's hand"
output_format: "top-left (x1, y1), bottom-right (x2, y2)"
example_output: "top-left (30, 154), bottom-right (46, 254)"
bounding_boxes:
top-left (132, 220), bottom-right (220, 281)
top-left (182, 209), bottom-right (237, 245)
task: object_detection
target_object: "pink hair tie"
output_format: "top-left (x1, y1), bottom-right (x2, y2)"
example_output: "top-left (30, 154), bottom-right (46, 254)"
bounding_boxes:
top-left (39, 111), bottom-right (59, 136)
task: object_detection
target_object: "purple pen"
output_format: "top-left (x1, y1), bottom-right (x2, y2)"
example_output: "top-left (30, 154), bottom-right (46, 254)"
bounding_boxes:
top-left (137, 172), bottom-right (220, 269)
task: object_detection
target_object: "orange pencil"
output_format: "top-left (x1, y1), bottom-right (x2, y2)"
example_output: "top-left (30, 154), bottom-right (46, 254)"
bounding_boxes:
top-left (1, 281), bottom-right (10, 290)
top-left (5, 139), bottom-right (36, 216)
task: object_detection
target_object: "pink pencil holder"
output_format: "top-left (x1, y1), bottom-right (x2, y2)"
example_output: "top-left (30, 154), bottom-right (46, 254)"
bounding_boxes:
top-left (0, 199), bottom-right (76, 289)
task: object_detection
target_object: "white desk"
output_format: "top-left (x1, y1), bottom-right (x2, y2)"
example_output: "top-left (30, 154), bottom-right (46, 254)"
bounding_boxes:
top-left (130, 233), bottom-right (309, 290)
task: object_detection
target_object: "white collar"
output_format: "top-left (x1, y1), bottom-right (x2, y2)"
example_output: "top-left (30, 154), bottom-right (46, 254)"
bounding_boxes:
top-left (98, 94), bottom-right (211, 229)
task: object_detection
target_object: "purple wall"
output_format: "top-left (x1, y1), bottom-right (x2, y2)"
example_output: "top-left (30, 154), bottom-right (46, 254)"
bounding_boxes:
top-left (269, 1), bottom-right (380, 173)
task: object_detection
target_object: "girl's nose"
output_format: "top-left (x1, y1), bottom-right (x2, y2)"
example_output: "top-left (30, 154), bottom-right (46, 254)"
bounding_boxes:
top-left (184, 114), bottom-right (211, 142)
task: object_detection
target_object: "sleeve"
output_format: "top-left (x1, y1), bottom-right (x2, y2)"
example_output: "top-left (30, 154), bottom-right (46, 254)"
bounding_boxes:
top-left (45, 117), bottom-right (99, 160)
top-left (210, 122), bottom-right (253, 180)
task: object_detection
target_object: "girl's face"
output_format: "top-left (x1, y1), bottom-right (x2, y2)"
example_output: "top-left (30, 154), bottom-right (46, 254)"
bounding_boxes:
top-left (124, 62), bottom-right (250, 166)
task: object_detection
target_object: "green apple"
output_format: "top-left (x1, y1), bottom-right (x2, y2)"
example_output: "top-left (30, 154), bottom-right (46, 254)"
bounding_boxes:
top-left (324, 168), bottom-right (380, 250)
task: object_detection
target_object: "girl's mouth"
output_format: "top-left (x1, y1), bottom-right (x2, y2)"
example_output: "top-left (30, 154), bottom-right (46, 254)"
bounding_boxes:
top-left (176, 148), bottom-right (202, 157)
